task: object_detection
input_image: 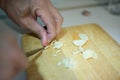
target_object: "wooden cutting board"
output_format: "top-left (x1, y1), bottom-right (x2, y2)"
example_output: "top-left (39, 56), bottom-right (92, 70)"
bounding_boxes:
top-left (22, 23), bottom-right (120, 80)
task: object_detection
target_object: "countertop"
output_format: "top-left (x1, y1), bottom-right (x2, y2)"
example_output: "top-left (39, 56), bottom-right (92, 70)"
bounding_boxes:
top-left (60, 6), bottom-right (120, 44)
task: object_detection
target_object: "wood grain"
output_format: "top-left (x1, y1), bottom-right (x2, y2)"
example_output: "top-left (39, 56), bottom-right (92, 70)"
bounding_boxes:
top-left (22, 23), bottom-right (120, 80)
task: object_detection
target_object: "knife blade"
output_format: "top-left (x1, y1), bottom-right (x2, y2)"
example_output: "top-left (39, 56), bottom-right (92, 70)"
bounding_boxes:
top-left (26, 47), bottom-right (44, 57)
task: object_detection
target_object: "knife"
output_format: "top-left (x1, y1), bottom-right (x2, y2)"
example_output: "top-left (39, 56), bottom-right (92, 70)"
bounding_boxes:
top-left (26, 47), bottom-right (44, 57)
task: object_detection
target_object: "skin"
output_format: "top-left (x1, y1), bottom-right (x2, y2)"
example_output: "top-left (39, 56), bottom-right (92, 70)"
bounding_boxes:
top-left (0, 32), bottom-right (28, 80)
top-left (0, 0), bottom-right (63, 79)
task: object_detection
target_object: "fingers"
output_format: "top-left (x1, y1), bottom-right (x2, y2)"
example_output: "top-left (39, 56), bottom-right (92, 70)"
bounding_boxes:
top-left (50, 7), bottom-right (63, 34)
top-left (0, 56), bottom-right (14, 80)
top-left (20, 16), bottom-right (48, 46)
top-left (0, 34), bottom-right (28, 80)
top-left (35, 7), bottom-right (63, 43)
top-left (13, 48), bottom-right (28, 74)
top-left (35, 9), bottom-right (56, 43)
top-left (0, 52), bottom-right (27, 80)
top-left (0, 65), bottom-right (15, 80)
top-left (9, 37), bottom-right (28, 77)
top-left (48, 2), bottom-right (63, 35)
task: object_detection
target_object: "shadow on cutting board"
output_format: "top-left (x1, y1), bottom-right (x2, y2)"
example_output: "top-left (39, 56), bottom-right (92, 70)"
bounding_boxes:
top-left (27, 51), bottom-right (44, 80)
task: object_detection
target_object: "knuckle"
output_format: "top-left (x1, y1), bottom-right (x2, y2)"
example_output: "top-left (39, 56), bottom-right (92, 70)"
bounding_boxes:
top-left (50, 18), bottom-right (56, 26)
top-left (51, 31), bottom-right (56, 39)
top-left (56, 15), bottom-right (63, 24)
top-left (36, 29), bottom-right (42, 36)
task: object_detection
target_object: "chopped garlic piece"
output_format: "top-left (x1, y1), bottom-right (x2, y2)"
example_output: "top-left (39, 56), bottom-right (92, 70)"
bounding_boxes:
top-left (57, 62), bottom-right (62, 66)
top-left (50, 40), bottom-right (57, 45)
top-left (79, 46), bottom-right (84, 52)
top-left (53, 41), bottom-right (63, 49)
top-left (56, 50), bottom-right (61, 53)
top-left (53, 54), bottom-right (57, 56)
top-left (62, 58), bottom-right (70, 68)
top-left (58, 58), bottom-right (76, 69)
top-left (72, 50), bottom-right (80, 55)
top-left (72, 34), bottom-right (97, 60)
top-left (73, 40), bottom-right (86, 46)
top-left (53, 50), bottom-right (61, 56)
top-left (92, 52), bottom-right (98, 59)
top-left (79, 34), bottom-right (88, 41)
top-left (82, 49), bottom-right (97, 59)
top-left (82, 50), bottom-right (93, 59)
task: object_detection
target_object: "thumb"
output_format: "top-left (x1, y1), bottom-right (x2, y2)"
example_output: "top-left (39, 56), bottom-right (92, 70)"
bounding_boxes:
top-left (20, 16), bottom-right (48, 46)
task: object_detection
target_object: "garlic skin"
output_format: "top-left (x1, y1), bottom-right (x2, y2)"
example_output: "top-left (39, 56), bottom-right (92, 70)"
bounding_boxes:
top-left (82, 49), bottom-right (97, 59)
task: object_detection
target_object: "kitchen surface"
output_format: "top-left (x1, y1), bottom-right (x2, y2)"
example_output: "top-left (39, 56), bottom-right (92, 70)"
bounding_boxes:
top-left (0, 0), bottom-right (120, 80)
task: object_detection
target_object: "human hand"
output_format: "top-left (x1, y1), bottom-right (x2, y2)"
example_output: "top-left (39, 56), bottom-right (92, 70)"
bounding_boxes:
top-left (0, 0), bottom-right (63, 46)
top-left (0, 32), bottom-right (28, 80)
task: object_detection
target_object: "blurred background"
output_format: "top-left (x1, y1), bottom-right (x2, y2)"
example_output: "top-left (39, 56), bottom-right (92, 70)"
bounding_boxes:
top-left (0, 0), bottom-right (120, 80)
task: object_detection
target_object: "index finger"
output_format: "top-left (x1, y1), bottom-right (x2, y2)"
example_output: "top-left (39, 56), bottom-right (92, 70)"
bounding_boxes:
top-left (36, 9), bottom-right (56, 43)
